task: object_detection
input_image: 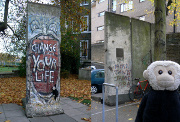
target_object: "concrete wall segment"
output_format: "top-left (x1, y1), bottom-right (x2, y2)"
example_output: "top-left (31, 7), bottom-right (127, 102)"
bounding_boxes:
top-left (26, 2), bottom-right (63, 117)
top-left (104, 12), bottom-right (155, 105)
top-left (104, 12), bottom-right (132, 96)
top-left (131, 18), bottom-right (152, 81)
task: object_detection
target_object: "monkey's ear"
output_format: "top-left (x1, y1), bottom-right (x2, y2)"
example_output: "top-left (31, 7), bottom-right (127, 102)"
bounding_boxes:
top-left (143, 70), bottom-right (149, 80)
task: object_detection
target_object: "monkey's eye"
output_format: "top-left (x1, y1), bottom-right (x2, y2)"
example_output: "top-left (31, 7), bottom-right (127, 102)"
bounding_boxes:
top-left (168, 70), bottom-right (172, 75)
top-left (158, 70), bottom-right (163, 75)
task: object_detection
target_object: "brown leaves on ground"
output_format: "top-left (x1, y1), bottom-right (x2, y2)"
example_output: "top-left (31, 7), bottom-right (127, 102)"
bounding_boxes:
top-left (0, 77), bottom-right (26, 106)
top-left (60, 75), bottom-right (91, 103)
top-left (0, 75), bottom-right (91, 106)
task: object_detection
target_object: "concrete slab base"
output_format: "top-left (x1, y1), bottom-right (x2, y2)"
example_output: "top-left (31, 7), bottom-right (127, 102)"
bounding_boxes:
top-left (105, 94), bottom-right (130, 106)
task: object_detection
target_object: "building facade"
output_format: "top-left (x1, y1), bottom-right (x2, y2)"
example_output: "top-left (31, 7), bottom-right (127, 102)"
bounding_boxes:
top-left (91, 0), bottom-right (178, 63)
top-left (80, 1), bottom-right (91, 62)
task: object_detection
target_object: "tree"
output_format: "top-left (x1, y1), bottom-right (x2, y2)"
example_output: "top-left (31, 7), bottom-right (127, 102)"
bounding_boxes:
top-left (154, 0), bottom-right (167, 60)
top-left (52, 0), bottom-right (90, 74)
top-left (0, 0), bottom-right (90, 75)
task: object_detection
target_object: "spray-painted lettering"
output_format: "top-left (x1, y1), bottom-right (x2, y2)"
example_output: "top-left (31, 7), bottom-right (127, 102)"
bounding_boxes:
top-left (31, 38), bottom-right (58, 85)
top-left (113, 62), bottom-right (131, 88)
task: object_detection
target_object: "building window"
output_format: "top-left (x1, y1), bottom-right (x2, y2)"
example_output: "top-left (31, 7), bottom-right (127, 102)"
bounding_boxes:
top-left (112, 0), bottom-right (116, 12)
top-left (80, 0), bottom-right (89, 6)
top-left (98, 11), bottom-right (105, 17)
top-left (139, 15), bottom-right (145, 21)
top-left (97, 26), bottom-right (104, 31)
top-left (120, 1), bottom-right (133, 13)
top-left (139, 0), bottom-right (145, 2)
top-left (96, 40), bottom-right (104, 43)
top-left (80, 40), bottom-right (88, 58)
top-left (98, 0), bottom-right (105, 3)
top-left (81, 15), bottom-right (89, 32)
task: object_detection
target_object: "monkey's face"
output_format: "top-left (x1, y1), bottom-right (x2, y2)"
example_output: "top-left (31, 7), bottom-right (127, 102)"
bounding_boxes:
top-left (143, 61), bottom-right (180, 91)
top-left (154, 66), bottom-right (176, 88)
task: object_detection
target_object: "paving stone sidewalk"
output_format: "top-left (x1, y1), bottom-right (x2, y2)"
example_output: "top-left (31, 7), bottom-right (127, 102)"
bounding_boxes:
top-left (0, 97), bottom-right (91, 122)
top-left (91, 93), bottom-right (140, 122)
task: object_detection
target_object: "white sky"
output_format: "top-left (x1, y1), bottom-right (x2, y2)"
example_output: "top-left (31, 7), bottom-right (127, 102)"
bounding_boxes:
top-left (0, 0), bottom-right (52, 54)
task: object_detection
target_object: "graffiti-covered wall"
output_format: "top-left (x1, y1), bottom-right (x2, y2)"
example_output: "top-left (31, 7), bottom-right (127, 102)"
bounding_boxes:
top-left (26, 2), bottom-right (63, 117)
top-left (104, 12), bottom-right (154, 105)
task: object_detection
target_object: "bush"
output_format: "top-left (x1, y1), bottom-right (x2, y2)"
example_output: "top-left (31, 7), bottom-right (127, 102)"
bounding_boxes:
top-left (60, 69), bottom-right (70, 78)
top-left (18, 53), bottom-right (26, 77)
top-left (61, 53), bottom-right (80, 74)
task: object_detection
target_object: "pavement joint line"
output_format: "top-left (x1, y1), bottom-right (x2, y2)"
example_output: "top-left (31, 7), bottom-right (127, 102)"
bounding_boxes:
top-left (91, 102), bottom-right (140, 116)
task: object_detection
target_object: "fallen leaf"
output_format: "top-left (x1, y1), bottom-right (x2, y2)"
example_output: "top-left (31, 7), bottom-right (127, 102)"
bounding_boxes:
top-left (81, 118), bottom-right (87, 120)
top-left (81, 117), bottom-right (91, 121)
top-left (128, 118), bottom-right (133, 120)
top-left (0, 112), bottom-right (2, 114)
top-left (5, 120), bottom-right (11, 122)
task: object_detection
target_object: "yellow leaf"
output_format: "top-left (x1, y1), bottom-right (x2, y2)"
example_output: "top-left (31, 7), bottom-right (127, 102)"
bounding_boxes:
top-left (128, 118), bottom-right (133, 120)
top-left (0, 112), bottom-right (2, 114)
top-left (5, 120), bottom-right (11, 122)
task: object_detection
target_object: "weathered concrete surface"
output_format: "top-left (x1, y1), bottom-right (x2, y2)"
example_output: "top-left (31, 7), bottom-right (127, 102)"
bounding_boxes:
top-left (78, 68), bottom-right (91, 81)
top-left (91, 43), bottom-right (105, 63)
top-left (104, 12), bottom-right (154, 106)
top-left (104, 12), bottom-right (132, 105)
top-left (26, 2), bottom-right (63, 117)
top-left (131, 18), bottom-right (154, 80)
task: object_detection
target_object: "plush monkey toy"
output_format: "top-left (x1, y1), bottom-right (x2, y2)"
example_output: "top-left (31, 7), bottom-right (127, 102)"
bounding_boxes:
top-left (135, 61), bottom-right (180, 122)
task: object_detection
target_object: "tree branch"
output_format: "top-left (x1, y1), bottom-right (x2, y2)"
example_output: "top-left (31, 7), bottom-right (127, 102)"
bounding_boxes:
top-left (0, 0), bottom-right (10, 32)
top-left (7, 24), bottom-right (21, 41)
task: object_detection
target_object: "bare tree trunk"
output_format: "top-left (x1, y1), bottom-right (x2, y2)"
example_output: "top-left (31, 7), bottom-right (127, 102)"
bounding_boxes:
top-left (154, 0), bottom-right (166, 61)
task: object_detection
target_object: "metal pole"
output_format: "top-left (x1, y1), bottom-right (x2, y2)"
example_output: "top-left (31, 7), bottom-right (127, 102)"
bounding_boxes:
top-left (116, 86), bottom-right (118, 122)
top-left (102, 84), bottom-right (105, 122)
top-left (102, 83), bottom-right (118, 122)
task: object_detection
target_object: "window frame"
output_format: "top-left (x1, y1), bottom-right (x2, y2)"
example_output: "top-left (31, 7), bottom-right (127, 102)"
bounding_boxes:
top-left (80, 0), bottom-right (89, 6)
top-left (112, 0), bottom-right (117, 12)
top-left (80, 40), bottom-right (89, 58)
top-left (120, 1), bottom-right (133, 13)
top-left (80, 15), bottom-right (89, 33)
